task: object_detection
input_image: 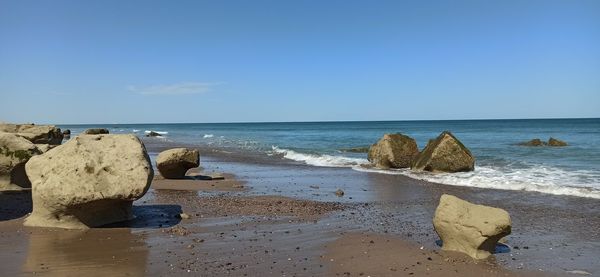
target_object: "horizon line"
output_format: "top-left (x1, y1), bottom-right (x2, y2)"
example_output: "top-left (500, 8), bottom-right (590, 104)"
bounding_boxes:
top-left (41, 116), bottom-right (600, 126)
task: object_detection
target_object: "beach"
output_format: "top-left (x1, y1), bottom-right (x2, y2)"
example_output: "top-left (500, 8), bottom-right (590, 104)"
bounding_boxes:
top-left (1, 132), bottom-right (598, 276)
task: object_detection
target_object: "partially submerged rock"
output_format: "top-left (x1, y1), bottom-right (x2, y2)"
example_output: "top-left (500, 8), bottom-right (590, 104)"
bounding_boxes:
top-left (433, 194), bottom-right (511, 259)
top-left (24, 134), bottom-right (153, 229)
top-left (0, 133), bottom-right (42, 190)
top-left (412, 131), bottom-right (474, 172)
top-left (339, 146), bottom-right (370, 153)
top-left (518, 138), bottom-right (546, 146)
top-left (156, 148), bottom-right (200, 179)
top-left (145, 131), bottom-right (162, 137)
top-left (84, 128), bottom-right (109, 135)
top-left (0, 123), bottom-right (63, 145)
top-left (548, 137), bottom-right (567, 147)
top-left (368, 133), bottom-right (419, 169)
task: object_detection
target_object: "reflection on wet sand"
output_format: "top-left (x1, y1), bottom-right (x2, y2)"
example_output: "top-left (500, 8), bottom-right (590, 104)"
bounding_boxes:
top-left (23, 228), bottom-right (149, 276)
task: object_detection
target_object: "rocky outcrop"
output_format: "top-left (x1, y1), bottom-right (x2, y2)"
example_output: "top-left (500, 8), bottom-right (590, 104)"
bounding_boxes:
top-left (433, 194), bottom-right (511, 259)
top-left (24, 134), bottom-right (153, 229)
top-left (368, 134), bottom-right (419, 169)
top-left (548, 137), bottom-right (567, 147)
top-left (84, 128), bottom-right (109, 135)
top-left (518, 139), bottom-right (546, 146)
top-left (0, 133), bottom-right (42, 190)
top-left (62, 129), bottom-right (71, 138)
top-left (156, 148), bottom-right (200, 179)
top-left (0, 123), bottom-right (63, 145)
top-left (411, 131), bottom-right (474, 172)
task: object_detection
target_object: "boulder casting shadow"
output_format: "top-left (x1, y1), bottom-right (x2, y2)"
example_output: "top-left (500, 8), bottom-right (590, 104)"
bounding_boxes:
top-left (0, 191), bottom-right (32, 221)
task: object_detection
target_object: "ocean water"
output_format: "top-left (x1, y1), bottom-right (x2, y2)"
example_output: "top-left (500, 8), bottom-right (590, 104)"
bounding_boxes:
top-left (60, 118), bottom-right (600, 199)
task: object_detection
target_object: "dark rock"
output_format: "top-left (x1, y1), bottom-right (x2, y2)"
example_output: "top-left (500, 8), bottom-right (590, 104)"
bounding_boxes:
top-left (145, 131), bottom-right (162, 137)
top-left (548, 137), bottom-right (567, 147)
top-left (368, 133), bottom-right (419, 169)
top-left (518, 139), bottom-right (546, 146)
top-left (412, 131), bottom-right (474, 172)
top-left (83, 128), bottom-right (109, 135)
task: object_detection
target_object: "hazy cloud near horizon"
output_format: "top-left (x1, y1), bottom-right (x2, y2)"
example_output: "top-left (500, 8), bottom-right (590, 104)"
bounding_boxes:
top-left (127, 82), bottom-right (223, 96)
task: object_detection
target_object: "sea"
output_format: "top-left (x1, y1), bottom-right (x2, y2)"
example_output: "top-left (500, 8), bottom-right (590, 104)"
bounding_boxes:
top-left (60, 118), bottom-right (600, 199)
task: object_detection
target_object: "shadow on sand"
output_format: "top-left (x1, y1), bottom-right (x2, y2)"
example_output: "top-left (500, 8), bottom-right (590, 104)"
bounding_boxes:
top-left (101, 204), bottom-right (183, 228)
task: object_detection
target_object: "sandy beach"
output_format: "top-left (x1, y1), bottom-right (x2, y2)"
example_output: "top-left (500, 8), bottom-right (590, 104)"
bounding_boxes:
top-left (0, 137), bottom-right (597, 276)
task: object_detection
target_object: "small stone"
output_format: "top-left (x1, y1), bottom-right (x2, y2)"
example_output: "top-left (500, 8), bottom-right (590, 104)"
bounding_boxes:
top-left (179, 213), bottom-right (191, 219)
top-left (335, 189), bottom-right (345, 197)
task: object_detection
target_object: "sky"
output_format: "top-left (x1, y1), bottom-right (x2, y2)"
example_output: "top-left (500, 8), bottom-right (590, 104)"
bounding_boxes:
top-left (0, 0), bottom-right (599, 124)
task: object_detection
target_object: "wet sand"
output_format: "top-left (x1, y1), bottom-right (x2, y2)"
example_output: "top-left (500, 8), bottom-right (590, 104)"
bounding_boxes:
top-left (0, 137), bottom-right (598, 276)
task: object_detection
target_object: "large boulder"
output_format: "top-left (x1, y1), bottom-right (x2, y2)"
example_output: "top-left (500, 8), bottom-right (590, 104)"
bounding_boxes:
top-left (84, 128), bottom-right (109, 135)
top-left (433, 194), bottom-right (511, 259)
top-left (0, 123), bottom-right (63, 145)
top-left (367, 134), bottom-right (419, 169)
top-left (411, 131), bottom-right (474, 172)
top-left (548, 137), bottom-right (567, 147)
top-left (0, 133), bottom-right (42, 190)
top-left (156, 148), bottom-right (200, 179)
top-left (24, 134), bottom-right (153, 229)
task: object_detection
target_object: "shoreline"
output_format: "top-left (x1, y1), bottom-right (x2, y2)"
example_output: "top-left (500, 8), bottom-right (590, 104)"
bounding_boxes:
top-left (0, 135), bottom-right (597, 275)
top-left (141, 137), bottom-right (600, 275)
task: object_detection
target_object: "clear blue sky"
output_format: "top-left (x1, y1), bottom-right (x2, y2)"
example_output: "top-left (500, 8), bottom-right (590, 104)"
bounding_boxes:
top-left (1, 0), bottom-right (598, 124)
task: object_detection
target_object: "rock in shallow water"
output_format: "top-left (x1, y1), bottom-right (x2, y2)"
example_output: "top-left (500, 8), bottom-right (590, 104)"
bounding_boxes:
top-left (548, 137), bottom-right (567, 147)
top-left (411, 131), bottom-right (474, 172)
top-left (156, 148), bottom-right (200, 179)
top-left (24, 134), bottom-right (153, 229)
top-left (368, 133), bottom-right (419, 169)
top-left (83, 128), bottom-right (109, 135)
top-left (433, 194), bottom-right (511, 259)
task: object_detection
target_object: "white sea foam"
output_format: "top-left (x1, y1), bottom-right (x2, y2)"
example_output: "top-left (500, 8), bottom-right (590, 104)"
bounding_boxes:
top-left (271, 146), bottom-right (600, 199)
top-left (203, 134), bottom-right (214, 138)
top-left (132, 129), bottom-right (140, 132)
top-left (271, 146), bottom-right (367, 167)
top-left (144, 130), bottom-right (169, 135)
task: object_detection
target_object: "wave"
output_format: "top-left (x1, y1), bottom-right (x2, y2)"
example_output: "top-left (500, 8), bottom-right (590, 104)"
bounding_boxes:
top-left (203, 134), bottom-right (214, 138)
top-left (271, 146), bottom-right (600, 199)
top-left (132, 129), bottom-right (140, 132)
top-left (271, 146), bottom-right (368, 167)
top-left (354, 165), bottom-right (600, 199)
top-left (144, 130), bottom-right (168, 135)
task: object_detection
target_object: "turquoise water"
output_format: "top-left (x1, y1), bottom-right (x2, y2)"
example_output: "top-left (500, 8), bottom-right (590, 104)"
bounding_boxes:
top-left (61, 118), bottom-right (600, 198)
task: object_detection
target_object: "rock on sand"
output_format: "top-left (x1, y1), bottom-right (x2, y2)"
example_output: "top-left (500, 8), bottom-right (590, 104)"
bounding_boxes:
top-left (411, 131), bottom-right (474, 172)
top-left (433, 194), bottom-right (511, 259)
top-left (368, 133), bottom-right (419, 169)
top-left (0, 123), bottom-right (63, 145)
top-left (24, 134), bottom-right (153, 229)
top-left (156, 148), bottom-right (200, 179)
top-left (0, 133), bottom-right (42, 190)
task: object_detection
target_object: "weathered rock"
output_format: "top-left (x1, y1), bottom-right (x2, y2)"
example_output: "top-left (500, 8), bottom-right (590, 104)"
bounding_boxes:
top-left (548, 137), bottom-right (567, 147)
top-left (145, 131), bottom-right (162, 137)
top-left (518, 138), bottom-right (546, 146)
top-left (335, 189), bottom-right (345, 197)
top-left (62, 129), bottom-right (71, 136)
top-left (156, 148), bottom-right (200, 179)
top-left (0, 133), bottom-right (42, 190)
top-left (433, 194), bottom-right (511, 259)
top-left (83, 128), bottom-right (109, 135)
top-left (368, 134), bottom-right (419, 169)
top-left (0, 123), bottom-right (63, 145)
top-left (34, 144), bottom-right (55, 153)
top-left (411, 131), bottom-right (474, 172)
top-left (24, 134), bottom-right (153, 229)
